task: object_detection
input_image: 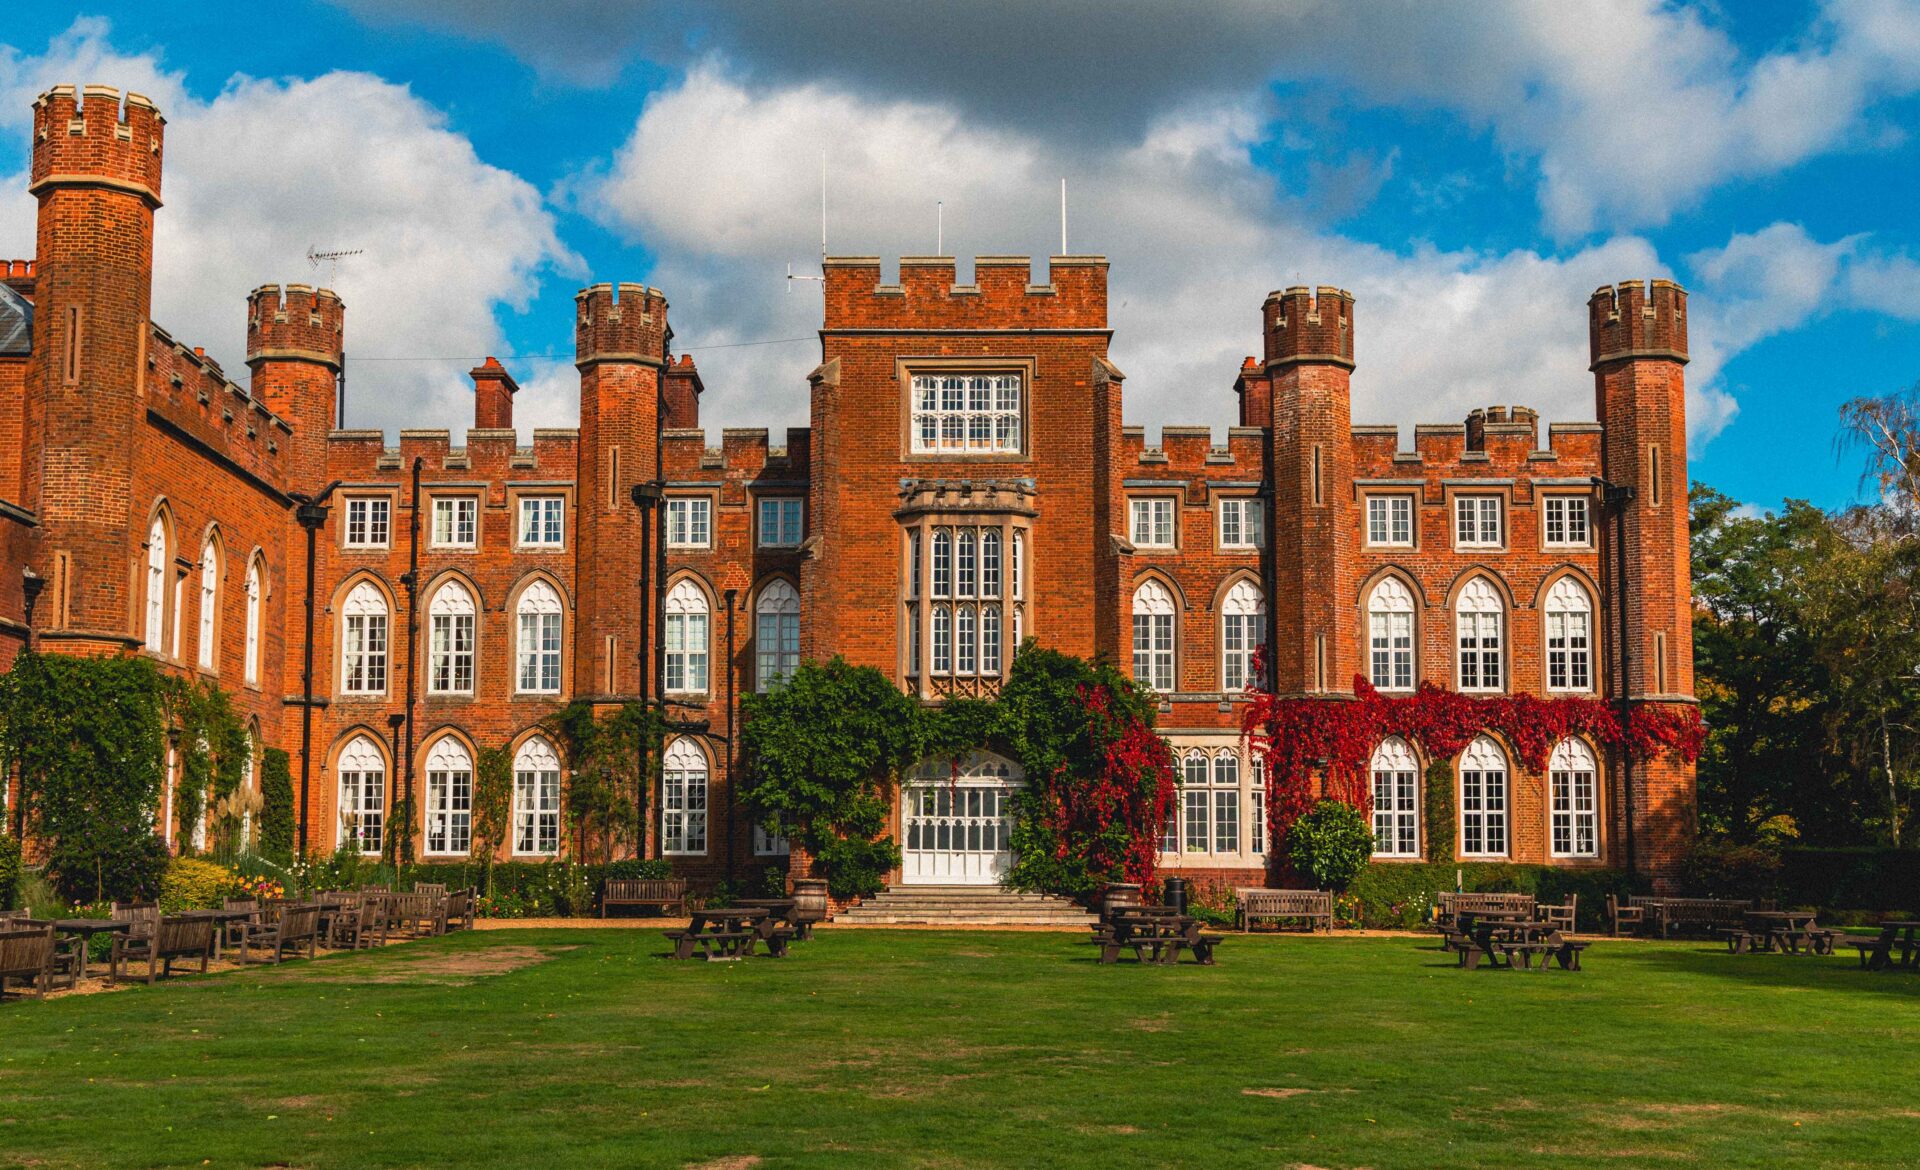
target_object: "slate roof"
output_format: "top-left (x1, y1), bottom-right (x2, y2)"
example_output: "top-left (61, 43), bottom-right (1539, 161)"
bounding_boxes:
top-left (0, 283), bottom-right (29, 356)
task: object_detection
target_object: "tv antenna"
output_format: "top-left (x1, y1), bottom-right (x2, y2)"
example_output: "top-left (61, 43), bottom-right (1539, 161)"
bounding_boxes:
top-left (307, 245), bottom-right (363, 287)
top-left (786, 152), bottom-right (828, 294)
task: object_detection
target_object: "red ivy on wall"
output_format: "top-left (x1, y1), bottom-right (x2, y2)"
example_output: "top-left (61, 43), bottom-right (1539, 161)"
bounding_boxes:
top-left (1041, 682), bottom-right (1178, 887)
top-left (1241, 672), bottom-right (1704, 862)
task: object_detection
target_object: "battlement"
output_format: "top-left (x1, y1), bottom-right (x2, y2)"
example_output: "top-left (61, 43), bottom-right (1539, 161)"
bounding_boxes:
top-left (1465, 405), bottom-right (1539, 450)
top-left (822, 255), bottom-right (1107, 331)
top-left (1124, 425), bottom-right (1266, 473)
top-left (322, 425), bottom-right (579, 481)
top-left (1264, 285), bottom-right (1354, 369)
top-left (247, 283), bottom-right (344, 370)
top-left (1, 260), bottom-right (33, 281)
top-left (1589, 279), bottom-right (1687, 367)
top-left (663, 426), bottom-right (812, 477)
top-left (1351, 413), bottom-right (1603, 479)
top-left (29, 85), bottom-right (165, 205)
top-left (575, 283), bottom-right (669, 367)
top-left (145, 322), bottom-right (291, 483)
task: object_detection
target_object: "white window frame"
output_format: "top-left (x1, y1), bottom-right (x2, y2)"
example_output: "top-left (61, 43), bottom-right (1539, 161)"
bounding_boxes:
top-left (1370, 737), bottom-right (1420, 858)
top-left (1368, 576), bottom-right (1416, 692)
top-left (666, 497), bottom-right (712, 549)
top-left (1132, 579), bottom-right (1176, 692)
top-left (1217, 497), bottom-right (1264, 550)
top-left (243, 559), bottom-right (262, 686)
top-left (1453, 494), bottom-right (1503, 549)
top-left (517, 495), bottom-right (566, 548)
top-left (431, 495), bottom-right (479, 549)
top-left (756, 579), bottom-right (801, 691)
top-left (1545, 577), bottom-right (1594, 693)
top-left (1455, 576), bottom-right (1504, 693)
top-left (753, 821), bottom-right (791, 857)
top-left (1543, 495), bottom-right (1591, 548)
top-left (336, 735), bottom-right (386, 856)
top-left (340, 581), bottom-right (390, 695)
top-left (1129, 498), bottom-right (1176, 549)
top-left (1549, 738), bottom-right (1600, 858)
top-left (428, 580), bottom-right (477, 695)
top-left (1459, 736), bottom-right (1509, 858)
top-left (512, 736), bottom-right (562, 857)
top-left (344, 496), bottom-right (391, 549)
top-left (1220, 579), bottom-right (1265, 692)
top-left (424, 737), bottom-right (473, 856)
top-left (664, 579), bottom-right (710, 693)
top-left (662, 738), bottom-right (709, 855)
top-left (144, 515), bottom-right (167, 653)
top-left (909, 372), bottom-right (1022, 455)
top-left (197, 540), bottom-right (219, 670)
top-left (757, 497), bottom-right (804, 548)
top-left (1366, 494), bottom-right (1415, 547)
top-left (515, 580), bottom-right (564, 695)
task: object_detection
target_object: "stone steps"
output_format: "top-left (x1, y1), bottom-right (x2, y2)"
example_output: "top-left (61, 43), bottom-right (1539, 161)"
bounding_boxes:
top-left (833, 884), bottom-right (1098, 926)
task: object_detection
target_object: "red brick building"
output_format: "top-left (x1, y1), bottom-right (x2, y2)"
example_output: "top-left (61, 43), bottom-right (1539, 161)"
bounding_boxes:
top-left (0, 85), bottom-right (1696, 888)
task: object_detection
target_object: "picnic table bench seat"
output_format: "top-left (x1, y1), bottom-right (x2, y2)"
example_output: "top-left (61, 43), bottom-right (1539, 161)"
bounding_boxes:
top-left (601, 878), bottom-right (688, 917)
top-left (1235, 889), bottom-right (1333, 932)
top-left (112, 916), bottom-right (214, 984)
top-left (0, 925), bottom-right (57, 1000)
top-left (664, 926), bottom-right (794, 961)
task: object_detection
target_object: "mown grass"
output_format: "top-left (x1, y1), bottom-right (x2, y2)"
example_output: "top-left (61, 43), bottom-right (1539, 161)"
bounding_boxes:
top-left (0, 928), bottom-right (1915, 1169)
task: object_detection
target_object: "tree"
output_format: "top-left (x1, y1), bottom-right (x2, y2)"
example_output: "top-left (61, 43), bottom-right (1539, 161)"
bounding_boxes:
top-left (470, 746), bottom-right (514, 894)
top-left (544, 701), bottom-right (660, 864)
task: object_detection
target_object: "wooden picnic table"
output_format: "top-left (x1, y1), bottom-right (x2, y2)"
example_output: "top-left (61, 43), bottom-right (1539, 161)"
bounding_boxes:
top-left (1730, 910), bottom-right (1830, 955)
top-left (668, 906), bottom-right (792, 961)
top-left (1095, 908), bottom-right (1221, 965)
top-left (735, 898), bottom-right (810, 940)
top-left (31, 918), bottom-right (130, 982)
top-left (1852, 919), bottom-right (1920, 972)
top-left (170, 908), bottom-right (259, 961)
top-left (1454, 916), bottom-right (1589, 972)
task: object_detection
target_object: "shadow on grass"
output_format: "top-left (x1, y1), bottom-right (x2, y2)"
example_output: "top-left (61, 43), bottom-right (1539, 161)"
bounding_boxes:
top-left (1618, 943), bottom-right (1920, 1001)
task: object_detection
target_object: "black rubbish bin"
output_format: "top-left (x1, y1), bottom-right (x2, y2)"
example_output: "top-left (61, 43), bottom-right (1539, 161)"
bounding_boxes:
top-left (1162, 876), bottom-right (1189, 915)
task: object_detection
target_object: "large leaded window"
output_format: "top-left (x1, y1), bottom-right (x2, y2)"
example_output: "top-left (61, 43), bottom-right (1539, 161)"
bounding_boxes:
top-left (340, 582), bottom-right (390, 694)
top-left (337, 735), bottom-right (385, 856)
top-left (424, 736), bottom-right (473, 856)
top-left (516, 580), bottom-right (564, 694)
top-left (1164, 748), bottom-right (1258, 856)
top-left (1550, 738), bottom-right (1599, 858)
top-left (243, 559), bottom-right (263, 685)
top-left (665, 580), bottom-right (710, 693)
top-left (905, 524), bottom-right (1016, 689)
top-left (1455, 576), bottom-right (1503, 692)
top-left (144, 515), bottom-right (168, 653)
top-left (1459, 735), bottom-right (1509, 857)
top-left (910, 373), bottom-right (1022, 455)
top-left (428, 580), bottom-right (477, 695)
top-left (1132, 579), bottom-right (1176, 692)
top-left (756, 579), bottom-right (801, 691)
top-left (1370, 736), bottom-right (1420, 857)
top-left (513, 736), bottom-right (562, 856)
top-left (1368, 576), bottom-right (1416, 691)
top-left (662, 738), bottom-right (709, 854)
top-left (197, 540), bottom-right (220, 670)
top-left (1545, 577), bottom-right (1594, 692)
top-left (1219, 580), bottom-right (1266, 692)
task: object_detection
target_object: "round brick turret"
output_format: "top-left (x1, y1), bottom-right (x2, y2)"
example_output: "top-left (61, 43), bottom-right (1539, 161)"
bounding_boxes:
top-left (575, 282), bottom-right (669, 368)
top-left (29, 85), bottom-right (165, 207)
top-left (1263, 285), bottom-right (1354, 370)
top-left (1588, 279), bottom-right (1687, 369)
top-left (247, 283), bottom-right (343, 486)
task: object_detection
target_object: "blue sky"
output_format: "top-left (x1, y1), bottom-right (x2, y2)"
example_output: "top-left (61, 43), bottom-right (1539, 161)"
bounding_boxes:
top-left (3, 2), bottom-right (1918, 511)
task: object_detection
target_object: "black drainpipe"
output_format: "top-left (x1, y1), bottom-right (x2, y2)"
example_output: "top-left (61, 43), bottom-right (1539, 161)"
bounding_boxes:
top-left (635, 517), bottom-right (651, 859)
top-left (724, 587), bottom-right (738, 883)
top-left (1595, 476), bottom-right (1637, 874)
top-left (291, 480), bottom-right (342, 857)
top-left (651, 324), bottom-right (672, 860)
top-left (400, 456), bottom-right (423, 864)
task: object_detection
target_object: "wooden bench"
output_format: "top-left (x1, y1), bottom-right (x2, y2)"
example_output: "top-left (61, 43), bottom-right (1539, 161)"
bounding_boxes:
top-left (602, 878), bottom-right (688, 917)
top-left (1606, 894), bottom-right (1645, 937)
top-left (112, 917), bottom-right (214, 985)
top-left (237, 904), bottom-right (320, 965)
top-left (0, 926), bottom-right (57, 1000)
top-left (1236, 889), bottom-right (1333, 933)
top-left (1437, 892), bottom-right (1536, 929)
top-left (1633, 897), bottom-right (1750, 939)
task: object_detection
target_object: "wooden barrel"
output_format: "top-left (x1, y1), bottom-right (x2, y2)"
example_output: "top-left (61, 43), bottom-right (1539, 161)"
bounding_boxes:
top-left (1101, 882), bottom-right (1142, 921)
top-left (791, 878), bottom-right (829, 924)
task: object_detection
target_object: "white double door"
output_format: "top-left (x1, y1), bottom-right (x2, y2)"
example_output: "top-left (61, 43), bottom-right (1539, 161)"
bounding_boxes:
top-left (901, 779), bottom-right (1019, 885)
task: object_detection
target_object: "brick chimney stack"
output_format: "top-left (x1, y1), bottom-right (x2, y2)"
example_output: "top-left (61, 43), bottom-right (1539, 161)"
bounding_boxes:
top-left (469, 356), bottom-right (517, 431)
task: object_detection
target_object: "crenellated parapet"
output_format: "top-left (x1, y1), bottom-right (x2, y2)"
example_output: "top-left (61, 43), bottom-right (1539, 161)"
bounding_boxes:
top-left (247, 283), bottom-right (344, 371)
top-left (1589, 279), bottom-right (1687, 368)
top-left (322, 426), bottom-right (579, 481)
top-left (1350, 404), bottom-right (1603, 496)
top-left (663, 426), bottom-right (813, 481)
top-left (822, 255), bottom-right (1107, 331)
top-left (575, 282), bottom-right (668, 367)
top-left (30, 85), bottom-right (164, 206)
top-left (1264, 285), bottom-right (1354, 369)
top-left (144, 322), bottom-right (291, 485)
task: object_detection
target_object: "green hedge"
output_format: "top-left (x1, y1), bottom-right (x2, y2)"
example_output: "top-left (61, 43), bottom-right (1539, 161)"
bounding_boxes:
top-left (1778, 848), bottom-right (1920, 912)
top-left (1348, 862), bottom-right (1644, 930)
top-left (401, 858), bottom-right (676, 918)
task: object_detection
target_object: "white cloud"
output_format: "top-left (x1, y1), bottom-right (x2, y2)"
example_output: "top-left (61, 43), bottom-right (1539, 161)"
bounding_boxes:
top-left (341, 0), bottom-right (1920, 237)
top-left (0, 19), bottom-right (577, 441)
top-left (577, 66), bottom-right (1775, 451)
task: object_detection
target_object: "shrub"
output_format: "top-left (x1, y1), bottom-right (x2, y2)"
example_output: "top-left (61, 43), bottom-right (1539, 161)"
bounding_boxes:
top-left (258, 748), bottom-right (294, 863)
top-left (0, 834), bottom-right (20, 910)
top-left (1287, 800), bottom-right (1374, 891)
top-left (1777, 847), bottom-right (1920, 911)
top-left (600, 858), bottom-right (673, 882)
top-left (1678, 841), bottom-right (1785, 901)
top-left (159, 856), bottom-right (238, 912)
top-left (1347, 862), bottom-right (1642, 930)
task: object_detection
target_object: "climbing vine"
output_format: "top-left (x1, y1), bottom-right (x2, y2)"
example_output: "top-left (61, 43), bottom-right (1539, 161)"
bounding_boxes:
top-left (159, 675), bottom-right (250, 854)
top-left (544, 700), bottom-right (667, 864)
top-left (1242, 671), bottom-right (1705, 868)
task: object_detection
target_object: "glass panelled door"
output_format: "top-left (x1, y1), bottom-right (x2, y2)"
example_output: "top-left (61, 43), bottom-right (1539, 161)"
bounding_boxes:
top-left (901, 751), bottom-right (1022, 885)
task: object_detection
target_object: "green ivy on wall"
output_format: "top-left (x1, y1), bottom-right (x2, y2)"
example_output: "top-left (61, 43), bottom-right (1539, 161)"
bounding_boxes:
top-left (259, 748), bottom-right (295, 863)
top-left (1425, 759), bottom-right (1456, 864)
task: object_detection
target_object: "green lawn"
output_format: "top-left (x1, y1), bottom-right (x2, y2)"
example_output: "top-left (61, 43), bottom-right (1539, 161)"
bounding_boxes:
top-left (1, 928), bottom-right (1916, 1169)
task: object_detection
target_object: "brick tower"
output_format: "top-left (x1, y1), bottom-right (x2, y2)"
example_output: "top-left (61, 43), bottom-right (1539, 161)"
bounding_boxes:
top-left (1265, 286), bottom-right (1356, 696)
top-left (574, 282), bottom-right (666, 701)
top-left (1589, 278), bottom-right (1696, 877)
top-left (247, 283), bottom-right (343, 491)
top-left (24, 85), bottom-right (165, 651)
